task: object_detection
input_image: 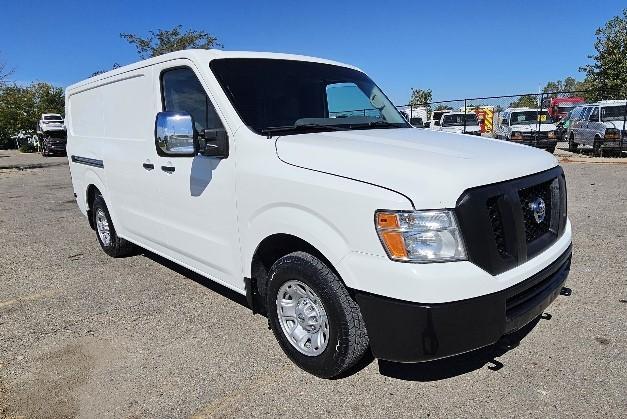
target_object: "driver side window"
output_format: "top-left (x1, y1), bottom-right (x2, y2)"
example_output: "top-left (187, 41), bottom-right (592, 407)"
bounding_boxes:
top-left (161, 67), bottom-right (224, 133)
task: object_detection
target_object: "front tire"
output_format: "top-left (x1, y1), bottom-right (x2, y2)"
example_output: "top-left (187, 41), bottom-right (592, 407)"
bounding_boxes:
top-left (267, 251), bottom-right (369, 378)
top-left (593, 137), bottom-right (602, 157)
top-left (92, 194), bottom-right (136, 257)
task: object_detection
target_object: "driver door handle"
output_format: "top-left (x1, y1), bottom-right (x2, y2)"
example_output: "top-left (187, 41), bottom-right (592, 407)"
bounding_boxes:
top-left (142, 163), bottom-right (154, 170)
top-left (161, 165), bottom-right (175, 173)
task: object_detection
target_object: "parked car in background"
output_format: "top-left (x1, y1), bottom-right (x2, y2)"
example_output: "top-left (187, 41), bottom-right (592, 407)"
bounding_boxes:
top-left (41, 130), bottom-right (67, 156)
top-left (566, 100), bottom-right (627, 155)
top-left (494, 107), bottom-right (558, 153)
top-left (398, 106), bottom-right (427, 127)
top-left (424, 109), bottom-right (452, 129)
top-left (66, 49), bottom-right (572, 378)
top-left (37, 113), bottom-right (65, 135)
top-left (436, 112), bottom-right (481, 135)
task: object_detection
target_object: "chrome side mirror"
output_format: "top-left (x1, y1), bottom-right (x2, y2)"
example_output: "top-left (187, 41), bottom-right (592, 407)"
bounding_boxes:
top-left (155, 111), bottom-right (197, 156)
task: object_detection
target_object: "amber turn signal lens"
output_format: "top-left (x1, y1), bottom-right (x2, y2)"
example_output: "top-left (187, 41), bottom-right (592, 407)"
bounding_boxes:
top-left (376, 212), bottom-right (400, 229)
top-left (380, 231), bottom-right (408, 259)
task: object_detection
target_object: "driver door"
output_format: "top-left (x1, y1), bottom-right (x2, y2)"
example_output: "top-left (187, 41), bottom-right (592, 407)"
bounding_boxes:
top-left (152, 62), bottom-right (242, 290)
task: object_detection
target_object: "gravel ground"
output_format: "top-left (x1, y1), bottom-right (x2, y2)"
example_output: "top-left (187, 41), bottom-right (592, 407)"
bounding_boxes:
top-left (0, 150), bottom-right (625, 418)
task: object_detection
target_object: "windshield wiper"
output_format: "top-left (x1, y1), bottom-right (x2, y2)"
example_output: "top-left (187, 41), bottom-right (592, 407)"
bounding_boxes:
top-left (261, 123), bottom-right (349, 138)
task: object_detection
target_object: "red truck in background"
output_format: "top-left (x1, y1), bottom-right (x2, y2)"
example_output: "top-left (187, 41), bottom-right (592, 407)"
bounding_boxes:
top-left (547, 97), bottom-right (585, 121)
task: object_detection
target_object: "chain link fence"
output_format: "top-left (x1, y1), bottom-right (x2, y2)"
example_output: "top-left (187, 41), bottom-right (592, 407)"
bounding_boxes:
top-left (398, 90), bottom-right (627, 156)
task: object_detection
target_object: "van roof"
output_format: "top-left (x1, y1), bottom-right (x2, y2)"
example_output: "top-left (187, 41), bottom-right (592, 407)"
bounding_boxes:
top-left (594, 99), bottom-right (627, 105)
top-left (66, 49), bottom-right (360, 91)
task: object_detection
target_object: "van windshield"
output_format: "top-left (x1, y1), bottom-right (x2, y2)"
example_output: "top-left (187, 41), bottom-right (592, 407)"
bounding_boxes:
top-left (601, 105), bottom-right (626, 122)
top-left (210, 58), bottom-right (409, 135)
top-left (442, 114), bottom-right (478, 127)
top-left (510, 111), bottom-right (551, 125)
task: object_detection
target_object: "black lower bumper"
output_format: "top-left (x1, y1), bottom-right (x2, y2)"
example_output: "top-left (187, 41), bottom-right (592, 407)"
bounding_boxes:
top-left (354, 245), bottom-right (572, 362)
top-left (519, 139), bottom-right (557, 149)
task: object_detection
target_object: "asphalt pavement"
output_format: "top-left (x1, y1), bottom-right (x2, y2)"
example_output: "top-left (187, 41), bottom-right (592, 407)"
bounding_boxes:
top-left (0, 149), bottom-right (625, 418)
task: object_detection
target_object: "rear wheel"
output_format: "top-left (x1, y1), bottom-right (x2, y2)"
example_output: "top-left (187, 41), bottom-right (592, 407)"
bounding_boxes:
top-left (92, 194), bottom-right (136, 257)
top-left (267, 251), bottom-right (369, 378)
top-left (568, 134), bottom-right (578, 152)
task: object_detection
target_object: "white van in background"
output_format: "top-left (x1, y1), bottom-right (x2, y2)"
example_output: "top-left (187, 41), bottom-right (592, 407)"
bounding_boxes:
top-left (494, 107), bottom-right (558, 153)
top-left (436, 111), bottom-right (481, 135)
top-left (397, 105), bottom-right (428, 127)
top-left (425, 109), bottom-right (452, 129)
top-left (66, 49), bottom-right (572, 378)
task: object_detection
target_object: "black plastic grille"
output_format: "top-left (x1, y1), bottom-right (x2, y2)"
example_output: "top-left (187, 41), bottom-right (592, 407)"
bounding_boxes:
top-left (518, 180), bottom-right (553, 243)
top-left (455, 166), bottom-right (567, 275)
top-left (487, 196), bottom-right (507, 257)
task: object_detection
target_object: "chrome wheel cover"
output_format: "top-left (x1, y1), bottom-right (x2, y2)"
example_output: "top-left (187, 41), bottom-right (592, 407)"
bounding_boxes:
top-left (95, 209), bottom-right (111, 246)
top-left (276, 280), bottom-right (329, 357)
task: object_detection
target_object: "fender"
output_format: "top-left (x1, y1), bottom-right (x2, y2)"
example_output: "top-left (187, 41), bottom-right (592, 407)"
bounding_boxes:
top-left (243, 203), bottom-right (356, 287)
top-left (81, 168), bottom-right (120, 228)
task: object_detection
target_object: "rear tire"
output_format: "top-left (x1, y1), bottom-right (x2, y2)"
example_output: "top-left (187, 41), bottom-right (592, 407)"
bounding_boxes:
top-left (568, 134), bottom-right (578, 152)
top-left (267, 251), bottom-right (369, 378)
top-left (92, 194), bottom-right (136, 257)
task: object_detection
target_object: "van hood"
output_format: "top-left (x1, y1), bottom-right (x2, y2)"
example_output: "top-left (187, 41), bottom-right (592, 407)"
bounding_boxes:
top-left (510, 123), bottom-right (556, 132)
top-left (602, 121), bottom-right (626, 130)
top-left (275, 128), bottom-right (557, 208)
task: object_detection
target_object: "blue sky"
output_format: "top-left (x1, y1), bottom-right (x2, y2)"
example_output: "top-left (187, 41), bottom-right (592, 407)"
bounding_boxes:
top-left (1, 0), bottom-right (624, 103)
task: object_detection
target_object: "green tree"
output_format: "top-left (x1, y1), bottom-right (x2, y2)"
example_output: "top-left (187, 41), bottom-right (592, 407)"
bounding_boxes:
top-left (542, 77), bottom-right (587, 96)
top-left (0, 53), bottom-right (13, 86)
top-left (120, 25), bottom-right (223, 59)
top-left (509, 95), bottom-right (538, 108)
top-left (409, 88), bottom-right (432, 106)
top-left (580, 8), bottom-right (627, 99)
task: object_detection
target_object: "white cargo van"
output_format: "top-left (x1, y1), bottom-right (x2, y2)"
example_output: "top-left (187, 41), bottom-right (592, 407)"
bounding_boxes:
top-left (66, 50), bottom-right (572, 378)
top-left (436, 111), bottom-right (482, 135)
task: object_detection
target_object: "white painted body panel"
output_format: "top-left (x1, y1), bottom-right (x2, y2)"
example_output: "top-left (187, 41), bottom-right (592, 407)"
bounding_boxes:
top-left (66, 49), bottom-right (571, 305)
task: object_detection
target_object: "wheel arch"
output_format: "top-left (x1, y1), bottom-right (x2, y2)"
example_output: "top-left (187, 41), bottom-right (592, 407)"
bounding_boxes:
top-left (82, 170), bottom-right (108, 230)
top-left (247, 231), bottom-right (350, 315)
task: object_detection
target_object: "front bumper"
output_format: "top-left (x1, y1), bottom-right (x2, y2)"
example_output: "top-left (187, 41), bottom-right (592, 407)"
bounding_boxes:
top-left (516, 139), bottom-right (557, 149)
top-left (353, 244), bottom-right (571, 362)
top-left (600, 138), bottom-right (627, 151)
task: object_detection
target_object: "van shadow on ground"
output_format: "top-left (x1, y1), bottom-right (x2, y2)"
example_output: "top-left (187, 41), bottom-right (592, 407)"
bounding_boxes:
top-left (376, 316), bottom-right (544, 381)
top-left (140, 248), bottom-right (546, 382)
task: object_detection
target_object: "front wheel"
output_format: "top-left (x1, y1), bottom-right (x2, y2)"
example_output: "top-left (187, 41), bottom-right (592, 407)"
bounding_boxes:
top-left (267, 251), bottom-right (369, 378)
top-left (593, 138), bottom-right (602, 157)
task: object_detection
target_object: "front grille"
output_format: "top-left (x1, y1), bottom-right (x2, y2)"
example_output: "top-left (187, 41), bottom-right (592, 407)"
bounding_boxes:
top-left (455, 166), bottom-right (567, 275)
top-left (487, 197), bottom-right (507, 257)
top-left (518, 180), bottom-right (553, 243)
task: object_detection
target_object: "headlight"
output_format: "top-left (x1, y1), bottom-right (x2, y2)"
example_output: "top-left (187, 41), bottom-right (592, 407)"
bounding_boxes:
top-left (548, 131), bottom-right (556, 139)
top-left (511, 131), bottom-right (523, 140)
top-left (375, 210), bottom-right (466, 263)
top-left (605, 128), bottom-right (620, 140)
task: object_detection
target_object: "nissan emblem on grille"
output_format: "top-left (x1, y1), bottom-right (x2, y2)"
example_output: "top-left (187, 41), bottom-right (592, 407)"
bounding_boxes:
top-left (529, 197), bottom-right (546, 224)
